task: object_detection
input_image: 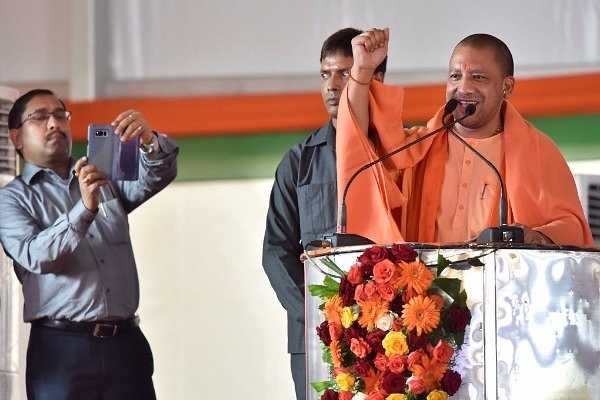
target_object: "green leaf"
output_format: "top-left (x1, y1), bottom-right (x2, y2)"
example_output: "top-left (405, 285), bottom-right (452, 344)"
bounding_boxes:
top-left (436, 253), bottom-right (451, 276)
top-left (308, 276), bottom-right (340, 299)
top-left (453, 331), bottom-right (466, 348)
top-left (320, 256), bottom-right (347, 277)
top-left (468, 257), bottom-right (485, 267)
top-left (455, 289), bottom-right (469, 308)
top-left (310, 380), bottom-right (334, 393)
top-left (433, 277), bottom-right (462, 302)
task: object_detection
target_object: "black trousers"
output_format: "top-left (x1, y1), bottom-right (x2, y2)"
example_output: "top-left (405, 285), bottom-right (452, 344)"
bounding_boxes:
top-left (291, 353), bottom-right (306, 400)
top-left (26, 324), bottom-right (156, 400)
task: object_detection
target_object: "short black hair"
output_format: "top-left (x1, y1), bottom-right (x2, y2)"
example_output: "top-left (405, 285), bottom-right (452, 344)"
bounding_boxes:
top-left (320, 27), bottom-right (387, 75)
top-left (8, 88), bottom-right (66, 130)
top-left (454, 33), bottom-right (514, 77)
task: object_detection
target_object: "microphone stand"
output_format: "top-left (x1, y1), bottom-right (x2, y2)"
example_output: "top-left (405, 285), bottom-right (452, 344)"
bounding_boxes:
top-left (324, 100), bottom-right (466, 247)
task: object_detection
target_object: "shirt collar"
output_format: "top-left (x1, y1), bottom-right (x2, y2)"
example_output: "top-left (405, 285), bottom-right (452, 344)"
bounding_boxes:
top-left (21, 158), bottom-right (77, 184)
top-left (307, 119), bottom-right (336, 148)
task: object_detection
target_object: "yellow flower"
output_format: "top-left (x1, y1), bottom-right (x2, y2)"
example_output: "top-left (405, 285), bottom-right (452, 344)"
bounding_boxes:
top-left (387, 394), bottom-right (408, 400)
top-left (402, 295), bottom-right (441, 336)
top-left (426, 390), bottom-right (448, 400)
top-left (382, 330), bottom-right (409, 356)
top-left (341, 306), bottom-right (356, 328)
top-left (335, 371), bottom-right (355, 391)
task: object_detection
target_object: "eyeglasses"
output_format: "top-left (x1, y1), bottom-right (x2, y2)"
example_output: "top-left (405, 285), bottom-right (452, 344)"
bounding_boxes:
top-left (17, 109), bottom-right (72, 128)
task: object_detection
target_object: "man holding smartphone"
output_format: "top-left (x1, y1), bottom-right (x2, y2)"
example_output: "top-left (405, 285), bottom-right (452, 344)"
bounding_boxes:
top-left (0, 89), bottom-right (179, 399)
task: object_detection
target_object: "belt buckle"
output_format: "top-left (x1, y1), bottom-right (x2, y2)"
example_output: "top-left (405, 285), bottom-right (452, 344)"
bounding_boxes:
top-left (92, 323), bottom-right (118, 338)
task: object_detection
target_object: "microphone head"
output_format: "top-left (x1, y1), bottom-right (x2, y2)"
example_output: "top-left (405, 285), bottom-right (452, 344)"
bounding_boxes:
top-left (465, 104), bottom-right (476, 116)
top-left (442, 99), bottom-right (459, 120)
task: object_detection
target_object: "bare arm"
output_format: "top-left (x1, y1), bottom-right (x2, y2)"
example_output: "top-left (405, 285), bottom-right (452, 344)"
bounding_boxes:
top-left (347, 28), bottom-right (390, 136)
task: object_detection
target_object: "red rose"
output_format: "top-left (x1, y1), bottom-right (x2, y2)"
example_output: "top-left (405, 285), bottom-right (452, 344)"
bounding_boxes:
top-left (360, 263), bottom-right (374, 281)
top-left (344, 325), bottom-right (365, 343)
top-left (358, 246), bottom-right (389, 268)
top-left (388, 243), bottom-right (418, 263)
top-left (365, 329), bottom-right (387, 354)
top-left (381, 371), bottom-right (407, 394)
top-left (339, 276), bottom-right (355, 307)
top-left (440, 369), bottom-right (462, 396)
top-left (448, 305), bottom-right (472, 333)
top-left (354, 358), bottom-right (374, 377)
top-left (321, 389), bottom-right (339, 400)
top-left (407, 330), bottom-right (429, 351)
top-left (316, 321), bottom-right (332, 346)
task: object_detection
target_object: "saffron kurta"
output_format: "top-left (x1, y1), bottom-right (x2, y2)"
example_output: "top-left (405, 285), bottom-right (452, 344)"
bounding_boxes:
top-left (336, 80), bottom-right (593, 246)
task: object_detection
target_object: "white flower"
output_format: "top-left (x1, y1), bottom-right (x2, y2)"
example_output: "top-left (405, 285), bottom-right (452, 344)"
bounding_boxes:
top-left (351, 392), bottom-right (368, 400)
top-left (376, 311), bottom-right (397, 331)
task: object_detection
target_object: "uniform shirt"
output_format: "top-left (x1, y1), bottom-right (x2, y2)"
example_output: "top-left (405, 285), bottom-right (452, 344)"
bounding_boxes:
top-left (0, 133), bottom-right (178, 322)
top-left (262, 120), bottom-right (337, 354)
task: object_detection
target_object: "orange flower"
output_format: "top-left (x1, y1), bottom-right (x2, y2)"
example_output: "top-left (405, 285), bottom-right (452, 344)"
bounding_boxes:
top-left (377, 282), bottom-right (397, 302)
top-left (395, 261), bottom-right (435, 295)
top-left (347, 263), bottom-right (364, 285)
top-left (324, 295), bottom-right (343, 326)
top-left (330, 340), bottom-right (342, 368)
top-left (357, 299), bottom-right (389, 330)
top-left (401, 295), bottom-right (441, 336)
top-left (408, 352), bottom-right (448, 392)
top-left (350, 337), bottom-right (372, 358)
top-left (429, 294), bottom-right (445, 310)
top-left (339, 391), bottom-right (354, 400)
top-left (373, 259), bottom-right (397, 283)
top-left (431, 340), bottom-right (454, 363)
top-left (328, 321), bottom-right (343, 342)
top-left (361, 368), bottom-right (383, 395)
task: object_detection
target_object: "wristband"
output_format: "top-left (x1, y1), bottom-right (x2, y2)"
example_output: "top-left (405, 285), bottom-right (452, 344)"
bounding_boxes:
top-left (349, 73), bottom-right (371, 86)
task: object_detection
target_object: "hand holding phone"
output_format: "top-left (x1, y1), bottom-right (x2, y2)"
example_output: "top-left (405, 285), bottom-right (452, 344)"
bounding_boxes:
top-left (86, 124), bottom-right (140, 181)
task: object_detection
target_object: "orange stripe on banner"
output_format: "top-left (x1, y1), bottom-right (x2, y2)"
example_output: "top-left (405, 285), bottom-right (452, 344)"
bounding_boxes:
top-left (65, 72), bottom-right (600, 141)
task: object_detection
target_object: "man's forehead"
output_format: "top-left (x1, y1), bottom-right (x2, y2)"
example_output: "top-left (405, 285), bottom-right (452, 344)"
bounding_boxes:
top-left (320, 53), bottom-right (353, 70)
top-left (25, 95), bottom-right (63, 110)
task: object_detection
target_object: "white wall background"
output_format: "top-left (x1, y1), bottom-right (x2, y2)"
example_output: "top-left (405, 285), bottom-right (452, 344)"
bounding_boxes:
top-left (0, 0), bottom-right (599, 99)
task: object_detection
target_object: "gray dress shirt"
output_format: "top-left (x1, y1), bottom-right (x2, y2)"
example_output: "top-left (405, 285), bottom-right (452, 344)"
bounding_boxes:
top-left (0, 133), bottom-right (178, 322)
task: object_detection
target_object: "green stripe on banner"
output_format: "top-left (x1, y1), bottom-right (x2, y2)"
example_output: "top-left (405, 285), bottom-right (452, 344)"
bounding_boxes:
top-left (72, 114), bottom-right (600, 182)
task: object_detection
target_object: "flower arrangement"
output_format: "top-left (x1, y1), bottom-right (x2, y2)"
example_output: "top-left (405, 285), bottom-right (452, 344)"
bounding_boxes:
top-left (308, 243), bottom-right (471, 400)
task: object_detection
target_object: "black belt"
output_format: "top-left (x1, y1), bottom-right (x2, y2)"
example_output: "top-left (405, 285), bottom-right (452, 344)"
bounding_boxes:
top-left (32, 316), bottom-right (140, 339)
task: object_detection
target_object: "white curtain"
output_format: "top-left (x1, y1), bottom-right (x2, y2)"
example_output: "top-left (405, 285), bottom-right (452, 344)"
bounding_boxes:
top-left (1, 0), bottom-right (599, 84)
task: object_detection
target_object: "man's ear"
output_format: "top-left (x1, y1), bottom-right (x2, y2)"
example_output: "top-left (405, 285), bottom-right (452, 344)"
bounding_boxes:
top-left (372, 71), bottom-right (385, 83)
top-left (502, 76), bottom-right (515, 99)
top-left (9, 129), bottom-right (23, 152)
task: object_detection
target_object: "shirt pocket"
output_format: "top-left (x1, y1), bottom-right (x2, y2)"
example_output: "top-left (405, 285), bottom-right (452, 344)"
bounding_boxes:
top-left (297, 181), bottom-right (337, 237)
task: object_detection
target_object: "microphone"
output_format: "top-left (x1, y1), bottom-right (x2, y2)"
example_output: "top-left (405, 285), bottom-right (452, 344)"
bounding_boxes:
top-left (446, 104), bottom-right (524, 243)
top-left (323, 99), bottom-right (466, 247)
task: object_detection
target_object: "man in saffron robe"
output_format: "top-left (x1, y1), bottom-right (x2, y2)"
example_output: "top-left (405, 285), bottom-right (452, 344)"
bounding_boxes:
top-left (336, 28), bottom-right (593, 246)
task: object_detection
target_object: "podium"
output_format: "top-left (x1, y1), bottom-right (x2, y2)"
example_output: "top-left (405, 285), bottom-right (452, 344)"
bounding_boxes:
top-left (305, 243), bottom-right (600, 400)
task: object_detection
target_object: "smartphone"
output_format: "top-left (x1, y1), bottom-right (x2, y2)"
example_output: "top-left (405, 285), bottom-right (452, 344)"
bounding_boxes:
top-left (86, 124), bottom-right (140, 180)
